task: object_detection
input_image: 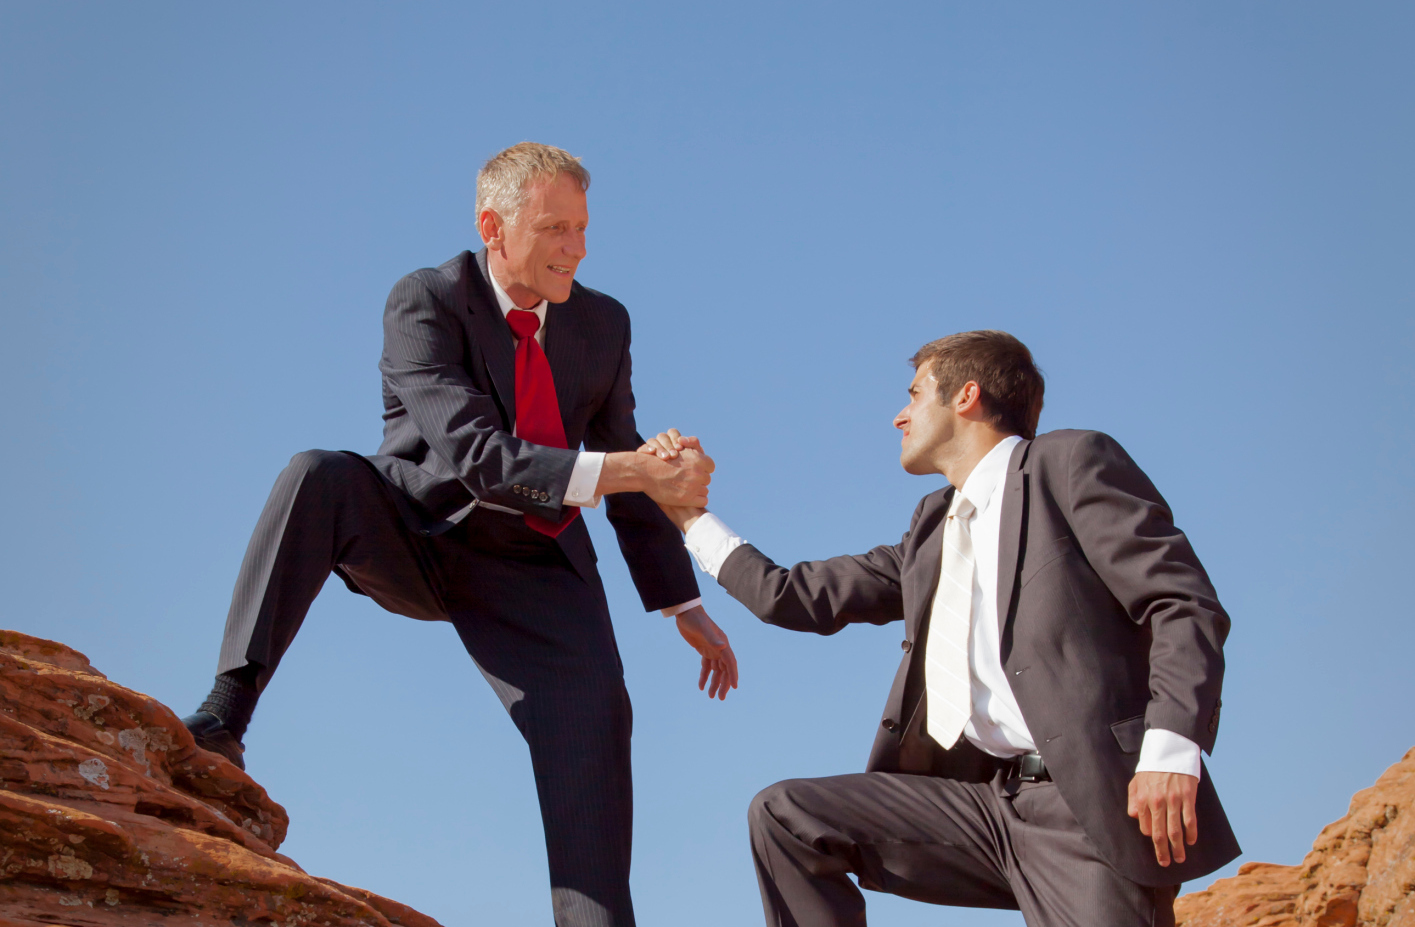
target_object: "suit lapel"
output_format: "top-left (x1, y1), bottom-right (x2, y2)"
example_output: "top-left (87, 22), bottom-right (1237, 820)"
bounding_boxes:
top-left (468, 250), bottom-right (518, 428)
top-left (540, 297), bottom-right (582, 426)
top-left (995, 439), bottom-right (1032, 642)
top-left (906, 486), bottom-right (952, 642)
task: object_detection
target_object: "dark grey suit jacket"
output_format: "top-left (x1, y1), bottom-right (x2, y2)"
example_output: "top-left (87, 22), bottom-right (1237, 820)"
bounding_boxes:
top-left (718, 429), bottom-right (1240, 886)
top-left (368, 248), bottom-right (698, 612)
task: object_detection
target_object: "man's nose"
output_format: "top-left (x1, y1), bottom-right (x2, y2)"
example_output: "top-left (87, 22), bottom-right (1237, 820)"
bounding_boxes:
top-left (893, 410), bottom-right (908, 430)
top-left (565, 231), bottom-right (587, 260)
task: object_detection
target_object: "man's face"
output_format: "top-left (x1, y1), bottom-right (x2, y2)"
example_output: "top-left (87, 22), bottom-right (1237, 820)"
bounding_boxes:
top-left (486, 172), bottom-right (588, 304)
top-left (894, 365), bottom-right (958, 475)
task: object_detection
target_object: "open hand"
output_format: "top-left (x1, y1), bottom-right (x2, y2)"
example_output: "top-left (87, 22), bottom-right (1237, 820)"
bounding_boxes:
top-left (1128, 771), bottom-right (1199, 866)
top-left (675, 605), bottom-right (739, 700)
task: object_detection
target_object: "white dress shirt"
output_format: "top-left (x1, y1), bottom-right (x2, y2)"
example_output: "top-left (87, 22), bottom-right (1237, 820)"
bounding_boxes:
top-left (683, 435), bottom-right (1202, 778)
top-left (487, 269), bottom-right (700, 618)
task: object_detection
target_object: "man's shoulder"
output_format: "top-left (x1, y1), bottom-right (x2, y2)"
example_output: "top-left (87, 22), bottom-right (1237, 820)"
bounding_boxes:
top-left (567, 280), bottom-right (629, 320)
top-left (905, 485), bottom-right (954, 534)
top-left (1027, 428), bottom-right (1128, 464)
top-left (393, 250), bottom-right (476, 300)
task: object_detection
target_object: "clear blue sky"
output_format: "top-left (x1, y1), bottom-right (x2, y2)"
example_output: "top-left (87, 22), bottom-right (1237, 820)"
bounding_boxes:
top-left (3, 3), bottom-right (1411, 925)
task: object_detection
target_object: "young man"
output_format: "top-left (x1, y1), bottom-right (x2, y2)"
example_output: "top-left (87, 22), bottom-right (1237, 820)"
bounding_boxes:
top-left (184, 143), bottom-right (738, 927)
top-left (646, 331), bottom-right (1238, 926)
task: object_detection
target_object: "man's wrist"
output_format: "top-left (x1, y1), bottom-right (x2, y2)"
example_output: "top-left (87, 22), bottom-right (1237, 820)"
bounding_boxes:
top-left (565, 452), bottom-right (606, 508)
top-left (595, 452), bottom-right (647, 496)
top-left (684, 513), bottom-right (745, 579)
top-left (1136, 728), bottom-right (1203, 780)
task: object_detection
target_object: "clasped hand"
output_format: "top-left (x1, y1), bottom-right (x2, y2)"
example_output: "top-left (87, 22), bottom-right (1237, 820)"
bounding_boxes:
top-left (636, 429), bottom-right (710, 532)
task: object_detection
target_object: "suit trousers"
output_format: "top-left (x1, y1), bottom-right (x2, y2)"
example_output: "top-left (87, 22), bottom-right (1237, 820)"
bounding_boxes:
top-left (748, 770), bottom-right (1177, 927)
top-left (215, 449), bottom-right (636, 927)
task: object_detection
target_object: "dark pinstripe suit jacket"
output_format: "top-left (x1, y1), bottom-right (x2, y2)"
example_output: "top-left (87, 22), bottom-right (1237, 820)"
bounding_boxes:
top-left (718, 430), bottom-right (1240, 886)
top-left (367, 248), bottom-right (698, 612)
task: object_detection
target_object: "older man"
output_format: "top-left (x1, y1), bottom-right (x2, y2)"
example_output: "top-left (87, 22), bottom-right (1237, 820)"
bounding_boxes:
top-left (182, 142), bottom-right (736, 927)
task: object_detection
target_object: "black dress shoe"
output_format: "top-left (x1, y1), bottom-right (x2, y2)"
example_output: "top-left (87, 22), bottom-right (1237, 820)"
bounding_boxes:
top-left (181, 711), bottom-right (246, 771)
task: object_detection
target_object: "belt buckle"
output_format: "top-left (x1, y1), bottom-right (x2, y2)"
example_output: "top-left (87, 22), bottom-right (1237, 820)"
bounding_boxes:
top-left (1014, 754), bottom-right (1045, 782)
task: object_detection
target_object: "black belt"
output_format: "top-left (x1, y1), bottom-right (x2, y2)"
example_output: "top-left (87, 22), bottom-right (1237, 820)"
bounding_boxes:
top-left (1001, 753), bottom-right (1051, 782)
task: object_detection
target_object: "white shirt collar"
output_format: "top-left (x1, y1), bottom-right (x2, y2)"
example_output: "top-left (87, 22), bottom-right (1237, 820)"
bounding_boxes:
top-left (486, 264), bottom-right (548, 324)
top-left (957, 434), bottom-right (1024, 517)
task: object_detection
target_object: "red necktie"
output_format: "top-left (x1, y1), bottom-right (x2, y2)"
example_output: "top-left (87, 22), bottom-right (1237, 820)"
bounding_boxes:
top-left (506, 309), bottom-right (578, 538)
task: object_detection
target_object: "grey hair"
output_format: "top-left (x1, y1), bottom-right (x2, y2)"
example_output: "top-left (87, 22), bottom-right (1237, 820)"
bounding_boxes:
top-left (475, 142), bottom-right (590, 225)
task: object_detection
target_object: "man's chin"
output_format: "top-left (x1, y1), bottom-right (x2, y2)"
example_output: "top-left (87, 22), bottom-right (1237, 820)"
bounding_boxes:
top-left (543, 284), bottom-right (574, 303)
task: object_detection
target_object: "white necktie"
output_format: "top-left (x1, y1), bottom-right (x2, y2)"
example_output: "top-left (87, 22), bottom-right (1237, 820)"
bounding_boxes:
top-left (924, 493), bottom-right (977, 748)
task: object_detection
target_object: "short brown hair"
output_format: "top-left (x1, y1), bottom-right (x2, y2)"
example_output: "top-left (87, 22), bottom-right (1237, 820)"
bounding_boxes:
top-left (909, 331), bottom-right (1045, 439)
top-left (475, 142), bottom-right (591, 224)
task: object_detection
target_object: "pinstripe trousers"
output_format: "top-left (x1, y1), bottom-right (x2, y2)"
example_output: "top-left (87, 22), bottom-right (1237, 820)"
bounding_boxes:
top-left (748, 771), bottom-right (1178, 927)
top-left (216, 449), bottom-right (636, 927)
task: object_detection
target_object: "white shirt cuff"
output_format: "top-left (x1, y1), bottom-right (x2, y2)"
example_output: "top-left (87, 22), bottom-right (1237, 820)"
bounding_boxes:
top-left (683, 512), bottom-right (745, 579)
top-left (660, 597), bottom-right (702, 618)
top-left (1136, 728), bottom-right (1203, 780)
top-left (565, 452), bottom-right (605, 508)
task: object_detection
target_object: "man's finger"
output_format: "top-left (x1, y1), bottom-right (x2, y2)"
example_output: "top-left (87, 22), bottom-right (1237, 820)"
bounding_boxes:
top-left (1166, 792), bottom-right (1186, 864)
top-left (1183, 790), bottom-right (1199, 847)
top-left (698, 656), bottom-right (710, 691)
top-left (1150, 798), bottom-right (1171, 866)
top-left (1133, 795), bottom-right (1151, 834)
top-left (665, 428), bottom-right (684, 449)
top-left (654, 433), bottom-right (679, 459)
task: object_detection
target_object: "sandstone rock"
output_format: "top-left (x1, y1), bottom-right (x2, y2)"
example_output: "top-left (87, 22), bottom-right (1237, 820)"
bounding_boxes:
top-left (1176, 746), bottom-right (1415, 927)
top-left (0, 629), bottom-right (443, 927)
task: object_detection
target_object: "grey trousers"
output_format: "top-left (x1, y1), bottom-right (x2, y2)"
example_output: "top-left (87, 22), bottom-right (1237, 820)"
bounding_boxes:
top-left (214, 450), bottom-right (635, 927)
top-left (749, 771), bottom-right (1177, 927)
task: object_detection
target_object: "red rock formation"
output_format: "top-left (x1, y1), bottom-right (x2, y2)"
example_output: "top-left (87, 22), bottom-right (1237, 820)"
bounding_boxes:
top-left (1176, 747), bottom-right (1415, 927)
top-left (0, 629), bottom-right (443, 927)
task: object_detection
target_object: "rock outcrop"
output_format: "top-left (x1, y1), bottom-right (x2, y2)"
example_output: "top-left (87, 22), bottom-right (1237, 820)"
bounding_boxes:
top-left (0, 629), bottom-right (442, 927)
top-left (1176, 747), bottom-right (1415, 927)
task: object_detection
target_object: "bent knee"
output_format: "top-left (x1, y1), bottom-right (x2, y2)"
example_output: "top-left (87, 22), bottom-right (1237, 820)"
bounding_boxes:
top-left (285, 449), bottom-right (357, 482)
top-left (749, 778), bottom-right (808, 829)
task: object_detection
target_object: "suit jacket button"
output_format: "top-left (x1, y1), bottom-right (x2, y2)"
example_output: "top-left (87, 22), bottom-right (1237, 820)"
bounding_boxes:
top-left (540, 492), bottom-right (549, 502)
top-left (901, 640), bottom-right (912, 652)
top-left (881, 718), bottom-right (900, 733)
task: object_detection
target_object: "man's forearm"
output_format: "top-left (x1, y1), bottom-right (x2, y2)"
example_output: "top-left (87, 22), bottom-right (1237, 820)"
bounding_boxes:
top-left (595, 452), bottom-right (654, 495)
top-left (595, 449), bottom-right (713, 506)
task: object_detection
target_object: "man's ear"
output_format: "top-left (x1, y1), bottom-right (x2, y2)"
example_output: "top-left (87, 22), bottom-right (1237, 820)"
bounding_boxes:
top-left (478, 208), bottom-right (504, 249)
top-left (954, 381), bottom-right (984, 417)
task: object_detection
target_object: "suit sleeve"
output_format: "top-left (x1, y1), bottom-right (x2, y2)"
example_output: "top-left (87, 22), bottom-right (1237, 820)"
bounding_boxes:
top-left (715, 498), bottom-right (926, 635)
top-left (379, 275), bottom-right (576, 518)
top-left (580, 314), bottom-right (700, 612)
top-left (1065, 432), bottom-right (1230, 753)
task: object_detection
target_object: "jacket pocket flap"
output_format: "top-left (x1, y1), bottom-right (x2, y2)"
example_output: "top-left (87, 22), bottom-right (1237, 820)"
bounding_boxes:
top-left (1110, 714), bottom-right (1146, 754)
